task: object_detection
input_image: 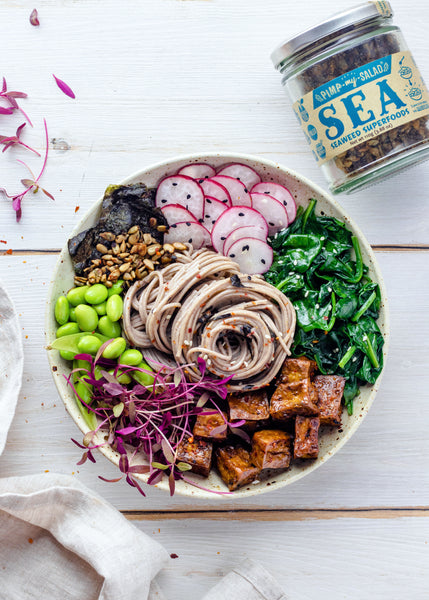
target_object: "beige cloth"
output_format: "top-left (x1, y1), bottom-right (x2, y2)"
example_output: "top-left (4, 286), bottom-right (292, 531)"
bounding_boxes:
top-left (0, 282), bottom-right (24, 454)
top-left (0, 282), bottom-right (287, 599)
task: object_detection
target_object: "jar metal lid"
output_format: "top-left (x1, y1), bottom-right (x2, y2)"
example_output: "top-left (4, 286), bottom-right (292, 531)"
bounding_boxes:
top-left (271, 1), bottom-right (393, 70)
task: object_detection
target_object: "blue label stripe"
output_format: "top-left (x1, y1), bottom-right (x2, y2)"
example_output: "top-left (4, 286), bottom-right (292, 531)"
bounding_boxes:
top-left (312, 55), bottom-right (392, 109)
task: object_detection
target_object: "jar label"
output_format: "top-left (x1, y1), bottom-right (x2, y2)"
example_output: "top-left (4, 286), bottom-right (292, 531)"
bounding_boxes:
top-left (293, 50), bottom-right (429, 166)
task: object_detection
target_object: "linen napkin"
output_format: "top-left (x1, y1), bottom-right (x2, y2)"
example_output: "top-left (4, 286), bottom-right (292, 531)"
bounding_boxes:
top-left (0, 281), bottom-right (24, 455)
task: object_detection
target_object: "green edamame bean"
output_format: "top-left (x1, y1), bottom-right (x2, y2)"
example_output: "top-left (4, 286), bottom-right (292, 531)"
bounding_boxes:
top-left (67, 286), bottom-right (88, 306)
top-left (84, 284), bottom-right (108, 305)
top-left (94, 365), bottom-right (104, 380)
top-left (54, 296), bottom-right (70, 325)
top-left (119, 349), bottom-right (143, 366)
top-left (69, 307), bottom-right (77, 322)
top-left (106, 294), bottom-right (123, 322)
top-left (93, 301), bottom-right (107, 316)
top-left (108, 368), bottom-right (132, 384)
top-left (77, 335), bottom-right (102, 355)
top-left (75, 304), bottom-right (99, 332)
top-left (60, 349), bottom-right (76, 361)
top-left (102, 337), bottom-right (127, 359)
top-left (73, 359), bottom-right (91, 382)
top-left (108, 280), bottom-right (124, 297)
top-left (56, 322), bottom-right (81, 338)
top-left (132, 361), bottom-right (155, 387)
top-left (98, 315), bottom-right (121, 338)
top-left (75, 381), bottom-right (97, 430)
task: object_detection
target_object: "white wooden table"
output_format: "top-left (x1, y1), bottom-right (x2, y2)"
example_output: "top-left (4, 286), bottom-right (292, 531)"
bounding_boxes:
top-left (1, 1), bottom-right (428, 598)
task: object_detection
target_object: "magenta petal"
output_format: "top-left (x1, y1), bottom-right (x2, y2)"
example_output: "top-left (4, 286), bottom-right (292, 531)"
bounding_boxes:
top-left (29, 8), bottom-right (40, 26)
top-left (0, 106), bottom-right (14, 115)
top-left (52, 74), bottom-right (75, 99)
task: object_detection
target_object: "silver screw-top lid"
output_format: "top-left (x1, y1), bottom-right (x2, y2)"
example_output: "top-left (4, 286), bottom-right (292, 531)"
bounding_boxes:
top-left (271, 1), bottom-right (393, 70)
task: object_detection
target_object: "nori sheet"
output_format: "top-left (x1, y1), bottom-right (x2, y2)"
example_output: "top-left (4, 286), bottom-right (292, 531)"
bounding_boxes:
top-left (68, 183), bottom-right (167, 275)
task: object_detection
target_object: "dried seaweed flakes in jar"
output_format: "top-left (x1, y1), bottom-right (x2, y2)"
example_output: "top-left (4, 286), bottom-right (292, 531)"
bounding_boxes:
top-left (271, 2), bottom-right (429, 194)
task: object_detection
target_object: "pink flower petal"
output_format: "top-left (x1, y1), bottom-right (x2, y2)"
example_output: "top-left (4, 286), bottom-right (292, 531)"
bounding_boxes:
top-left (52, 74), bottom-right (75, 99)
top-left (0, 106), bottom-right (14, 115)
top-left (30, 9), bottom-right (40, 26)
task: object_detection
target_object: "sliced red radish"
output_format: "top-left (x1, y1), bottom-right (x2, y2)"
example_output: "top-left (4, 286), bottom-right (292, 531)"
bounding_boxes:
top-left (226, 238), bottom-right (273, 274)
top-left (201, 196), bottom-right (228, 232)
top-left (250, 182), bottom-right (296, 223)
top-left (211, 207), bottom-right (268, 253)
top-left (250, 193), bottom-right (288, 236)
top-left (200, 179), bottom-right (231, 206)
top-left (161, 204), bottom-right (198, 225)
top-left (216, 163), bottom-right (261, 190)
top-left (177, 163), bottom-right (216, 180)
top-left (223, 225), bottom-right (267, 255)
top-left (210, 175), bottom-right (252, 207)
top-left (155, 175), bottom-right (204, 221)
top-left (164, 221), bottom-right (210, 250)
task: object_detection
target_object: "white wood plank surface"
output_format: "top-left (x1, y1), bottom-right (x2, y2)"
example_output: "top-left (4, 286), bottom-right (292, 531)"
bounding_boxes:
top-left (1, 251), bottom-right (427, 510)
top-left (1, 1), bottom-right (428, 596)
top-left (0, 0), bottom-right (428, 248)
top-left (137, 516), bottom-right (429, 600)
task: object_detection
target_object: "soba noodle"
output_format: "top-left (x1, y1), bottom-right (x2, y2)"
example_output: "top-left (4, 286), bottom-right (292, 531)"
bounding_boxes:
top-left (122, 248), bottom-right (296, 391)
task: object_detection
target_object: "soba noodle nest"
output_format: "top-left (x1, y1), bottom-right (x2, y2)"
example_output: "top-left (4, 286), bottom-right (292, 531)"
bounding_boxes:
top-left (122, 247), bottom-right (296, 391)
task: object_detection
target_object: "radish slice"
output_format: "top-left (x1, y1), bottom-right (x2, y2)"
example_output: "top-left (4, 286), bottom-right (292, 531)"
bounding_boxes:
top-left (161, 204), bottom-right (198, 225)
top-left (201, 196), bottom-right (228, 232)
top-left (211, 207), bottom-right (268, 254)
top-left (200, 179), bottom-right (231, 206)
top-left (223, 225), bottom-right (268, 255)
top-left (250, 182), bottom-right (296, 223)
top-left (210, 175), bottom-right (252, 207)
top-left (250, 193), bottom-right (288, 236)
top-left (155, 175), bottom-right (204, 220)
top-left (226, 238), bottom-right (273, 274)
top-left (177, 163), bottom-right (216, 180)
top-left (217, 163), bottom-right (261, 190)
top-left (164, 221), bottom-right (210, 250)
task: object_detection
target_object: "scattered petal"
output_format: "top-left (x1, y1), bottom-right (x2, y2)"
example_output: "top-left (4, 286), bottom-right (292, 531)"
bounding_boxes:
top-left (29, 9), bottom-right (40, 26)
top-left (53, 74), bottom-right (75, 99)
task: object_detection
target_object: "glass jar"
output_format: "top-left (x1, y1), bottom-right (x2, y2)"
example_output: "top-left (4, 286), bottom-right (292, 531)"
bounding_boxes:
top-left (271, 2), bottom-right (429, 194)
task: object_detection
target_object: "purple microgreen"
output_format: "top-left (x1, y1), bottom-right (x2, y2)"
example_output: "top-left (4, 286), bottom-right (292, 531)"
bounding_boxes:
top-left (0, 123), bottom-right (40, 156)
top-left (168, 471), bottom-right (176, 497)
top-left (119, 454), bottom-right (129, 474)
top-left (128, 465), bottom-right (151, 474)
top-left (0, 106), bottom-right (14, 115)
top-left (209, 423), bottom-right (227, 437)
top-left (53, 74), bottom-right (76, 99)
top-left (126, 474), bottom-right (147, 497)
top-left (112, 402), bottom-right (124, 417)
top-left (229, 427), bottom-right (251, 444)
top-left (29, 8), bottom-right (40, 26)
top-left (181, 476), bottom-right (233, 495)
top-left (176, 462), bottom-right (192, 472)
top-left (98, 475), bottom-right (123, 483)
top-left (0, 77), bottom-right (31, 125)
top-left (151, 462), bottom-right (169, 471)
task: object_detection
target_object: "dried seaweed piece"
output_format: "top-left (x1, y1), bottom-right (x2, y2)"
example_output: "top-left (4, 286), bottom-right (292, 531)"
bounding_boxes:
top-left (69, 183), bottom-right (167, 275)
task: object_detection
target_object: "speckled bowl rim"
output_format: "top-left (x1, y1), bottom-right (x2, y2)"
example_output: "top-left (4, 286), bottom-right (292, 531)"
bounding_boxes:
top-left (45, 152), bottom-right (390, 500)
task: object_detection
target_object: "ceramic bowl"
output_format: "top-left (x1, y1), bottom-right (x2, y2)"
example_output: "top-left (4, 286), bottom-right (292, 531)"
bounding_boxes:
top-left (45, 152), bottom-right (389, 499)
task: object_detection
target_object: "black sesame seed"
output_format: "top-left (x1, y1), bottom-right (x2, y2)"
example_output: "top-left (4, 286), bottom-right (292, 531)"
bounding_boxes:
top-left (238, 212), bottom-right (244, 217)
top-left (230, 254), bottom-right (235, 258)
top-left (188, 238), bottom-right (193, 243)
top-left (186, 194), bottom-right (191, 199)
top-left (161, 199), bottom-right (167, 203)
top-left (186, 222), bottom-right (191, 226)
top-left (171, 224), bottom-right (177, 228)
top-left (283, 201), bottom-right (288, 206)
top-left (198, 218), bottom-right (203, 223)
top-left (244, 188), bottom-right (248, 193)
top-left (222, 199), bottom-right (228, 203)
top-left (198, 179), bottom-right (204, 184)
top-left (247, 275), bottom-right (251, 280)
top-left (261, 259), bottom-right (266, 264)
top-left (220, 236), bottom-right (226, 240)
top-left (242, 245), bottom-right (249, 251)
top-left (172, 182), bottom-right (177, 186)
top-left (264, 191), bottom-right (270, 195)
top-left (205, 214), bottom-right (210, 219)
top-left (212, 220), bottom-right (216, 224)
top-left (269, 222), bottom-right (275, 226)
top-left (206, 198), bottom-right (212, 204)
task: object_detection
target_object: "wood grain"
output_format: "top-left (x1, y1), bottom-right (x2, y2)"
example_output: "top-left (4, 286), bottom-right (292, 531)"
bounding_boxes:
top-left (0, 251), bottom-right (428, 511)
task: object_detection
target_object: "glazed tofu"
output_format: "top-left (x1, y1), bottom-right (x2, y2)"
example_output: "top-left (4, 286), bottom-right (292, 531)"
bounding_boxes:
top-left (250, 429), bottom-right (292, 470)
top-left (176, 437), bottom-right (213, 477)
top-left (193, 410), bottom-right (228, 441)
top-left (279, 357), bottom-right (317, 384)
top-left (270, 379), bottom-right (319, 421)
top-left (294, 416), bottom-right (320, 459)
top-left (313, 375), bottom-right (346, 426)
top-left (228, 390), bottom-right (270, 424)
top-left (216, 446), bottom-right (260, 491)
